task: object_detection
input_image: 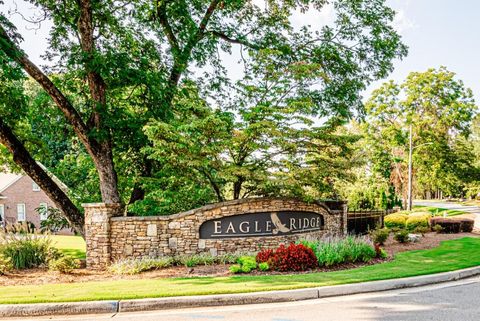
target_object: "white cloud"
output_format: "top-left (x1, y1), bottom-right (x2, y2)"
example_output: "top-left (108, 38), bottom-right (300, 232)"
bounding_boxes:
top-left (392, 9), bottom-right (416, 34)
top-left (290, 2), bottom-right (336, 32)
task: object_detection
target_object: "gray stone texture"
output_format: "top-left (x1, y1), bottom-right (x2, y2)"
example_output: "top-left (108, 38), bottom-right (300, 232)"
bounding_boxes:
top-left (84, 198), bottom-right (347, 269)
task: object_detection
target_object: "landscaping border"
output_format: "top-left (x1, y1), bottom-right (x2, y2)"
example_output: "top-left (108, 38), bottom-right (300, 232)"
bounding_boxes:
top-left (1, 265), bottom-right (479, 317)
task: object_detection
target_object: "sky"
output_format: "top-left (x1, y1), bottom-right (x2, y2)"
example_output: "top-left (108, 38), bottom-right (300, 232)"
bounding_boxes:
top-left (2, 0), bottom-right (480, 102)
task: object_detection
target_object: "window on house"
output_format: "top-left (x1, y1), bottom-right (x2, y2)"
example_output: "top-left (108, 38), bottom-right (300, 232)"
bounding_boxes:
top-left (39, 203), bottom-right (48, 221)
top-left (0, 204), bottom-right (4, 223)
top-left (17, 204), bottom-right (26, 222)
top-left (32, 182), bottom-right (40, 191)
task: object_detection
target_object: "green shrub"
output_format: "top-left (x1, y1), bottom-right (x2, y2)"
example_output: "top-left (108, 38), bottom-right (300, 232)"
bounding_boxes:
top-left (258, 262), bottom-right (270, 271)
top-left (229, 256), bottom-right (257, 274)
top-left (393, 230), bottom-right (409, 243)
top-left (229, 265), bottom-right (242, 274)
top-left (384, 214), bottom-right (407, 229)
top-left (237, 256), bottom-right (257, 270)
top-left (413, 226), bottom-right (430, 235)
top-left (109, 257), bottom-right (173, 275)
top-left (0, 253), bottom-right (13, 275)
top-left (406, 214), bottom-right (430, 231)
top-left (0, 232), bottom-right (53, 269)
top-left (48, 256), bottom-right (80, 273)
top-left (369, 228), bottom-right (389, 245)
top-left (433, 224), bottom-right (443, 233)
top-left (379, 248), bottom-right (388, 259)
top-left (241, 265), bottom-right (252, 273)
top-left (303, 236), bottom-right (376, 267)
top-left (389, 227), bottom-right (402, 233)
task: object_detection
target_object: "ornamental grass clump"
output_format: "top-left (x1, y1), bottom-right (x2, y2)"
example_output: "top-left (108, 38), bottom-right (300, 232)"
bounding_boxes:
top-left (175, 253), bottom-right (215, 267)
top-left (0, 226), bottom-right (54, 269)
top-left (301, 236), bottom-right (376, 267)
top-left (109, 257), bottom-right (174, 275)
top-left (0, 253), bottom-right (13, 275)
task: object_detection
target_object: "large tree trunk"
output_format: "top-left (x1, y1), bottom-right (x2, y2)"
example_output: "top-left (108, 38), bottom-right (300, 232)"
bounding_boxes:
top-left (78, 0), bottom-right (121, 205)
top-left (0, 118), bottom-right (85, 236)
top-left (91, 143), bottom-right (121, 204)
top-left (233, 179), bottom-right (243, 200)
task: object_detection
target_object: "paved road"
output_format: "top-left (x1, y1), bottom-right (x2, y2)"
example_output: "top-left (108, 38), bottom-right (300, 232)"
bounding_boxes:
top-left (414, 200), bottom-right (480, 229)
top-left (7, 276), bottom-right (480, 321)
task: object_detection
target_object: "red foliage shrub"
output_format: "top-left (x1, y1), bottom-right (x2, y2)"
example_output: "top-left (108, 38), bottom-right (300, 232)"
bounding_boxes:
top-left (430, 217), bottom-right (461, 234)
top-left (256, 249), bottom-right (274, 264)
top-left (269, 243), bottom-right (317, 272)
top-left (458, 218), bottom-right (474, 232)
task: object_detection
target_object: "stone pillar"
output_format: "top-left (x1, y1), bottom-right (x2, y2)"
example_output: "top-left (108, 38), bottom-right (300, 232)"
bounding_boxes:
top-left (83, 203), bottom-right (122, 270)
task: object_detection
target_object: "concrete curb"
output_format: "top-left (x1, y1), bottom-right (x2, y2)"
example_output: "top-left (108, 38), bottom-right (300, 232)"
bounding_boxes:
top-left (1, 266), bottom-right (480, 318)
top-left (0, 301), bottom-right (118, 318)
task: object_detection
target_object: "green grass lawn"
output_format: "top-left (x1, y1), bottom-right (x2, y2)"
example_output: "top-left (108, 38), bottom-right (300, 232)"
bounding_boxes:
top-left (1, 237), bottom-right (479, 304)
top-left (50, 235), bottom-right (86, 259)
top-left (413, 205), bottom-right (467, 216)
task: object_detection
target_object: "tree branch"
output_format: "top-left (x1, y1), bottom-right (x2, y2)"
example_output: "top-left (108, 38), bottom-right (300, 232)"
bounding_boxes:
top-left (198, 168), bottom-right (224, 202)
top-left (156, 0), bottom-right (180, 55)
top-left (207, 30), bottom-right (261, 50)
top-left (196, 0), bottom-right (219, 39)
top-left (164, 0), bottom-right (220, 107)
top-left (0, 24), bottom-right (94, 153)
top-left (78, 0), bottom-right (107, 130)
top-left (0, 117), bottom-right (85, 237)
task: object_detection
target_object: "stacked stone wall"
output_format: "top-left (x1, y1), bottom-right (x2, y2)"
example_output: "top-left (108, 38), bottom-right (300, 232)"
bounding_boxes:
top-left (85, 198), bottom-right (347, 269)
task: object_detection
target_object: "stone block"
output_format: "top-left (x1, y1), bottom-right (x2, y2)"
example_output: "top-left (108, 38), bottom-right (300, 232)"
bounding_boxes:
top-left (209, 248), bottom-right (218, 256)
top-left (146, 224), bottom-right (157, 237)
top-left (168, 237), bottom-right (178, 249)
top-left (124, 245), bottom-right (133, 256)
top-left (169, 221), bottom-right (181, 229)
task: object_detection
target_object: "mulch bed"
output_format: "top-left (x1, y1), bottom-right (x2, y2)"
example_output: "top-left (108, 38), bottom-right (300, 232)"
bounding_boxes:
top-left (1, 232), bottom-right (477, 287)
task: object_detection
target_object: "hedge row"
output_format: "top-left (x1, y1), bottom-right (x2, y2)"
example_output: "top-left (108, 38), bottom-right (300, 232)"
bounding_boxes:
top-left (384, 212), bottom-right (474, 233)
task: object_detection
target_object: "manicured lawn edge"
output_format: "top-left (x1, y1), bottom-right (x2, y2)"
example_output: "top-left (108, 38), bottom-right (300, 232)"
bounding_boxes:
top-left (1, 237), bottom-right (480, 304)
top-left (413, 205), bottom-right (468, 216)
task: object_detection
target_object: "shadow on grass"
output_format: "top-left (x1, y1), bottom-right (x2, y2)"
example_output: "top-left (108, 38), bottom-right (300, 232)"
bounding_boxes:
top-left (59, 248), bottom-right (86, 259)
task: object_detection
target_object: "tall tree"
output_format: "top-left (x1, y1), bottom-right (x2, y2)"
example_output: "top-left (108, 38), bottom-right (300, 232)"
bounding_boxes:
top-left (364, 67), bottom-right (478, 202)
top-left (0, 0), bottom-right (407, 229)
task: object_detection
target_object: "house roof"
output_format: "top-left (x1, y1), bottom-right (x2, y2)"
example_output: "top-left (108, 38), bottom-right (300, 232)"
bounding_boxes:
top-left (0, 172), bottom-right (23, 193)
top-left (0, 163), bottom-right (68, 194)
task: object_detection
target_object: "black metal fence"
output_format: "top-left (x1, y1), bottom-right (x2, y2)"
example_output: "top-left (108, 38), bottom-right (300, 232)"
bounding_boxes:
top-left (347, 208), bottom-right (399, 235)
